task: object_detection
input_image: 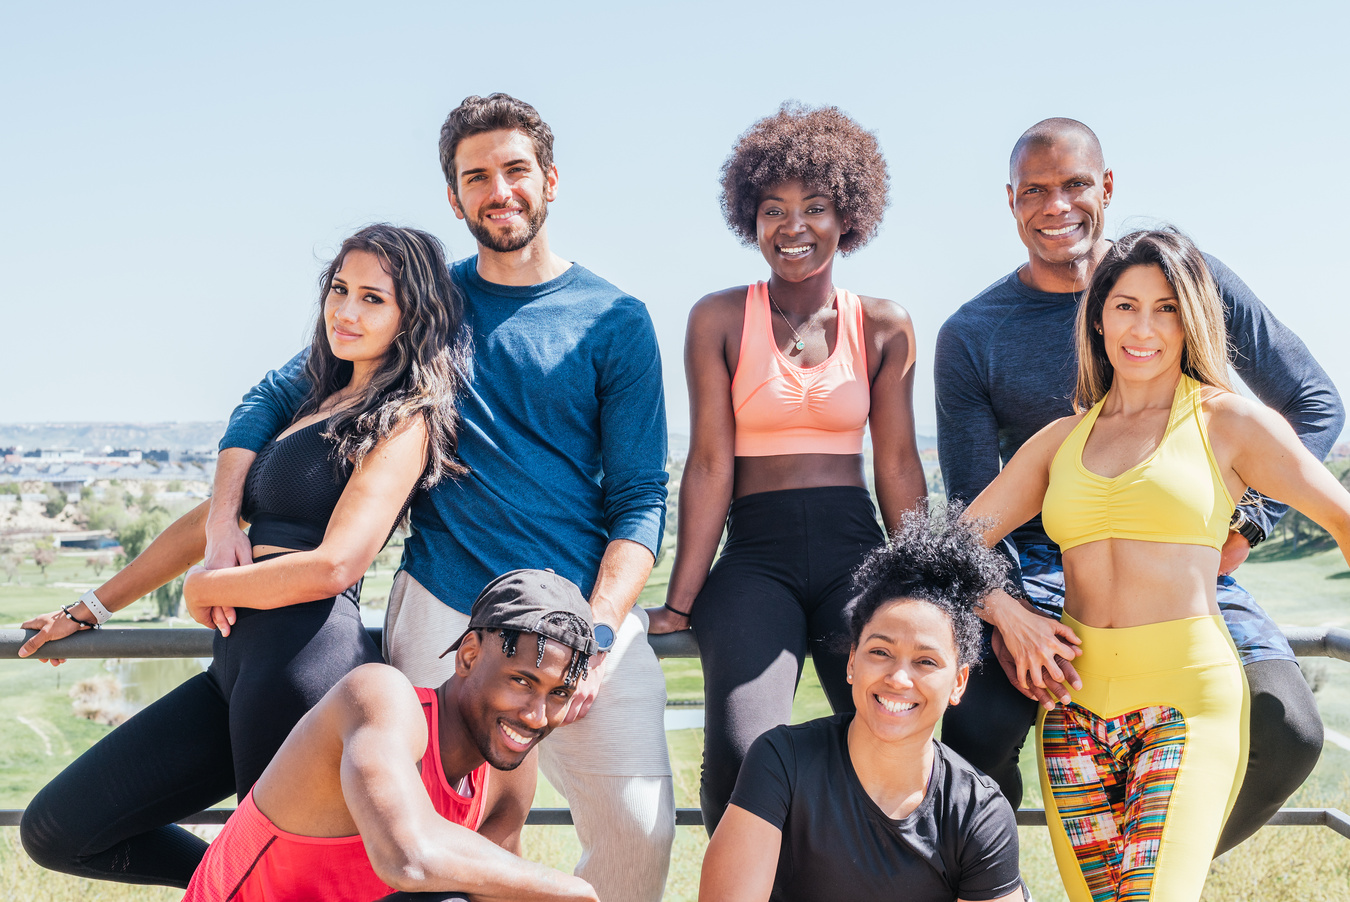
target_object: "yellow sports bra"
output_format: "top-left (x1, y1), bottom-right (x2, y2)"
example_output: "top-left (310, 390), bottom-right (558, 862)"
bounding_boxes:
top-left (1042, 374), bottom-right (1235, 552)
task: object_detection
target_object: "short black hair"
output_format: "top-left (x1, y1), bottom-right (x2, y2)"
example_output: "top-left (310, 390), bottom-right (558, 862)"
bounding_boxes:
top-left (719, 102), bottom-right (889, 256)
top-left (846, 504), bottom-right (1007, 668)
top-left (1009, 117), bottom-right (1105, 183)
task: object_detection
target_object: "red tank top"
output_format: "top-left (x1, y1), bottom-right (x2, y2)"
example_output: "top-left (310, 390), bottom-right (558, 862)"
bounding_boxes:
top-left (183, 686), bottom-right (490, 902)
top-left (730, 282), bottom-right (871, 456)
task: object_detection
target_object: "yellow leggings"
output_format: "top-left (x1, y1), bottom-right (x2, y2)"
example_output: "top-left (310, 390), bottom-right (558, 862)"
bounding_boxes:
top-left (1036, 614), bottom-right (1249, 902)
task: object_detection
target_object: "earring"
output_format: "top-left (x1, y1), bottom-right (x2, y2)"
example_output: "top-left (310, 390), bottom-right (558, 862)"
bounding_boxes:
top-left (846, 673), bottom-right (853, 683)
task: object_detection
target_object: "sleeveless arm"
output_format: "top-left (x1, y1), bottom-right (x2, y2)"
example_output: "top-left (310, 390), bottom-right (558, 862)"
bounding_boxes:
top-left (183, 415), bottom-right (429, 612)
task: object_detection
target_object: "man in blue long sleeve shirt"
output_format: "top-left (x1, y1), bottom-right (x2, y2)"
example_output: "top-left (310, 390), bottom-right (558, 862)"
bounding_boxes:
top-left (206, 94), bottom-right (674, 902)
top-left (934, 118), bottom-right (1340, 854)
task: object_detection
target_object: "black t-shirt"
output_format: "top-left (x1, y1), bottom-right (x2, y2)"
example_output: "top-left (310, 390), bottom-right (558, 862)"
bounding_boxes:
top-left (729, 714), bottom-right (1022, 902)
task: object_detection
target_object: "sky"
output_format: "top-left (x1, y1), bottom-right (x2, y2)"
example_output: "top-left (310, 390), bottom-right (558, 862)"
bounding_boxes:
top-left (4, 1), bottom-right (1348, 442)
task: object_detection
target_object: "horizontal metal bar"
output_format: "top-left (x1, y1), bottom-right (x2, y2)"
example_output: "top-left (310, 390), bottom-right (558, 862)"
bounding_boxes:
top-left (0, 625), bottom-right (701, 660)
top-left (10, 624), bottom-right (1347, 663)
top-left (1283, 626), bottom-right (1350, 663)
top-left (4, 807), bottom-right (1348, 836)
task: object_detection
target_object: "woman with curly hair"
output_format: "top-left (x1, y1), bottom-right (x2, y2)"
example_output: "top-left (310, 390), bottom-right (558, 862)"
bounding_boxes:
top-left (19, 224), bottom-right (470, 890)
top-left (647, 103), bottom-right (927, 831)
top-left (967, 229), bottom-right (1350, 900)
top-left (699, 507), bottom-right (1024, 902)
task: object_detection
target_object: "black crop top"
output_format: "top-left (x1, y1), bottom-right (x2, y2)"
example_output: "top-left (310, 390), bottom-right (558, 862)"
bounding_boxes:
top-left (241, 419), bottom-right (350, 551)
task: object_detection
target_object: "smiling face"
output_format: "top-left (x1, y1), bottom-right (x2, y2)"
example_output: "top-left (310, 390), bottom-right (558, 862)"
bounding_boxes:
top-left (756, 180), bottom-right (844, 282)
top-left (323, 249), bottom-right (401, 369)
top-left (447, 129), bottom-right (556, 254)
top-left (455, 630), bottom-right (578, 771)
top-left (1007, 136), bottom-right (1113, 268)
top-left (1099, 263), bottom-right (1185, 386)
top-left (847, 599), bottom-right (968, 746)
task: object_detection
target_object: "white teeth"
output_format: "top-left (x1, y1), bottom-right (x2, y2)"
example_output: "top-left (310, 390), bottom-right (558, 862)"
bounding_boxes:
top-left (779, 245), bottom-right (811, 256)
top-left (488, 210), bottom-right (520, 220)
top-left (1040, 224), bottom-right (1080, 236)
top-left (878, 696), bottom-right (916, 714)
top-left (502, 724), bottom-right (531, 745)
top-left (1124, 348), bottom-right (1158, 358)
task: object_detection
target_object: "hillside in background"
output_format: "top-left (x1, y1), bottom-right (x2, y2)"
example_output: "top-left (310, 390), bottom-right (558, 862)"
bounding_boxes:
top-left (0, 423), bottom-right (227, 452)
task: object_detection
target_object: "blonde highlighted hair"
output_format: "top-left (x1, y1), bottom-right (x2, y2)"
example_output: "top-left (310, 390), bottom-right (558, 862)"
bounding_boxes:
top-left (1073, 228), bottom-right (1232, 410)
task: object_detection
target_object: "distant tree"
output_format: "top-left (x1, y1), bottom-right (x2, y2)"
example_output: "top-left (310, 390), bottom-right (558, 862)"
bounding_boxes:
top-left (0, 482), bottom-right (19, 495)
top-left (86, 553), bottom-right (113, 578)
top-left (2, 553), bottom-right (19, 583)
top-left (117, 509), bottom-right (172, 561)
top-left (165, 479), bottom-right (184, 493)
top-left (45, 486), bottom-right (70, 518)
top-left (138, 483), bottom-right (161, 512)
top-left (34, 546), bottom-right (57, 578)
top-left (153, 574), bottom-right (185, 619)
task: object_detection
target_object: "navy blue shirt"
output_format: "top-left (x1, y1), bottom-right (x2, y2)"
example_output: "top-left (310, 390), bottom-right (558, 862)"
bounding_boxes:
top-left (935, 254), bottom-right (1344, 552)
top-left (220, 259), bottom-right (668, 611)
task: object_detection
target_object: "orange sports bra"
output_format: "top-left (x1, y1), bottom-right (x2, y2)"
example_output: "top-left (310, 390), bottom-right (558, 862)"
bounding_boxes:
top-left (1042, 374), bottom-right (1235, 552)
top-left (730, 282), bottom-right (870, 456)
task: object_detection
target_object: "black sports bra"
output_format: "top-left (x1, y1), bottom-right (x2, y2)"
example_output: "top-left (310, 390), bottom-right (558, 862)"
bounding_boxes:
top-left (241, 419), bottom-right (349, 551)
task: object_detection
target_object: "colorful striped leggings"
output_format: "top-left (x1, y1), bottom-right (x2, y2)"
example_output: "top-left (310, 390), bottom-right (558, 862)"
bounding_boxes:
top-left (1037, 615), bottom-right (1249, 902)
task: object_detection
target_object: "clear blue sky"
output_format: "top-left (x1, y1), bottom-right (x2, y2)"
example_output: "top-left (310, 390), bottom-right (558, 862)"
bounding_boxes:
top-left (5, 1), bottom-right (1348, 442)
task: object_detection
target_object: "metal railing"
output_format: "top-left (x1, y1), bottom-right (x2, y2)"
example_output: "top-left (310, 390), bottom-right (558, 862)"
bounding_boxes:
top-left (2, 624), bottom-right (1348, 838)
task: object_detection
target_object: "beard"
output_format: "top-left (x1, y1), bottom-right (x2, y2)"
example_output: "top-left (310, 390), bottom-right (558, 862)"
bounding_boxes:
top-left (464, 198), bottom-right (549, 253)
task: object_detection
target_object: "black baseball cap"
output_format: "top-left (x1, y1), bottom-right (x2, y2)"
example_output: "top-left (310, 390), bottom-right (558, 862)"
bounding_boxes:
top-left (445, 569), bottom-right (597, 657)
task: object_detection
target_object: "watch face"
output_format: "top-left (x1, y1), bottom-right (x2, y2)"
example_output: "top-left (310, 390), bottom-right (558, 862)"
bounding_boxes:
top-left (593, 623), bottom-right (615, 652)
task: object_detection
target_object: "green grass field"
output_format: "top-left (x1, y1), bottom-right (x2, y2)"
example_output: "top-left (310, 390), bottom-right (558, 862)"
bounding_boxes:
top-left (2, 540), bottom-right (1348, 900)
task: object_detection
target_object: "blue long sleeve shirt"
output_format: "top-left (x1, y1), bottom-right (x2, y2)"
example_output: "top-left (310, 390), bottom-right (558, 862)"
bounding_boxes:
top-left (219, 258), bottom-right (668, 612)
top-left (935, 254), bottom-right (1344, 568)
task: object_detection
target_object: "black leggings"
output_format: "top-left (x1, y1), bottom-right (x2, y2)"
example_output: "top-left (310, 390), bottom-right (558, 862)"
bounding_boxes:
top-left (941, 647), bottom-right (1322, 856)
top-left (20, 583), bottom-right (380, 888)
top-left (690, 486), bottom-right (885, 834)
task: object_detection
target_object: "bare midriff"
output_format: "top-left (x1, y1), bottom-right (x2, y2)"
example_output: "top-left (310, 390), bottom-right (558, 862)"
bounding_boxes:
top-left (250, 544), bottom-right (304, 559)
top-left (1061, 537), bottom-right (1220, 629)
top-left (733, 452), bottom-right (867, 499)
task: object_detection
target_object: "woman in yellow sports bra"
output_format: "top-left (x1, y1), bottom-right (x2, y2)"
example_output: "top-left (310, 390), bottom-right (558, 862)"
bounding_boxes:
top-left (645, 103), bottom-right (928, 832)
top-left (966, 228), bottom-right (1350, 902)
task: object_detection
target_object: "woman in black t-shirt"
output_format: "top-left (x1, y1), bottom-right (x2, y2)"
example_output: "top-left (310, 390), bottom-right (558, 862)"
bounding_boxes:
top-left (699, 506), bottom-right (1024, 902)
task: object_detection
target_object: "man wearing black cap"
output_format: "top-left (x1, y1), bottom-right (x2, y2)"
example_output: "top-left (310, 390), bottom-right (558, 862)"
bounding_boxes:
top-left (183, 570), bottom-right (601, 902)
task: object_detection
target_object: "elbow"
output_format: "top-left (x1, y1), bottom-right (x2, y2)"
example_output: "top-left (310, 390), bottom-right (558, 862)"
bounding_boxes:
top-left (313, 553), bottom-right (367, 598)
top-left (368, 843), bottom-right (437, 893)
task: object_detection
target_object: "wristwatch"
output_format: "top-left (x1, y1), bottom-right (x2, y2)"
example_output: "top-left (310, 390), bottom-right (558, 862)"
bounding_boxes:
top-left (1230, 509), bottom-right (1266, 548)
top-left (593, 623), bottom-right (616, 654)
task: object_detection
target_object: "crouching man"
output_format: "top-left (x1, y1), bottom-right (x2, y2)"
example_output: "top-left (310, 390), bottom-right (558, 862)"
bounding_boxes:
top-left (184, 570), bottom-right (601, 902)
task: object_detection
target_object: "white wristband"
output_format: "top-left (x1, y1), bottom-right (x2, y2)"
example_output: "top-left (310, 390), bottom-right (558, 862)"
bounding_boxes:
top-left (80, 588), bottom-right (113, 625)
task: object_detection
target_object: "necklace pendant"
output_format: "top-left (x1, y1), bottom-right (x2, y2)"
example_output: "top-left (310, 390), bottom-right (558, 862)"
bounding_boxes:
top-left (794, 339), bottom-right (805, 351)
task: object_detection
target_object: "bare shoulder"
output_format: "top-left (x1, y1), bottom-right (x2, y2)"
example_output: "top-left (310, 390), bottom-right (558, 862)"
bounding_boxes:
top-left (689, 286), bottom-right (749, 328)
top-left (327, 663), bottom-right (423, 724)
top-left (1202, 386), bottom-right (1291, 445)
top-left (1023, 412), bottom-right (1086, 459)
top-left (858, 294), bottom-right (914, 337)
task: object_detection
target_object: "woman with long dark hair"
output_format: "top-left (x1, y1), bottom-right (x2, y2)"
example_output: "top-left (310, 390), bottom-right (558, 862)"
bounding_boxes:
top-left (967, 228), bottom-right (1350, 900)
top-left (647, 103), bottom-right (928, 832)
top-left (18, 224), bottom-right (470, 890)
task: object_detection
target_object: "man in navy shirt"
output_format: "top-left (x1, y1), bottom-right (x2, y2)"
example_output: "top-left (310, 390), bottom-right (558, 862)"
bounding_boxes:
top-left (205, 94), bottom-right (674, 902)
top-left (935, 118), bottom-right (1340, 854)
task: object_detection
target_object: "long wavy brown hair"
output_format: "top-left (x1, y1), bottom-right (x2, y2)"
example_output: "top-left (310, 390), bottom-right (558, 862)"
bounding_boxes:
top-left (293, 224), bottom-right (470, 485)
top-left (1073, 227), bottom-right (1232, 411)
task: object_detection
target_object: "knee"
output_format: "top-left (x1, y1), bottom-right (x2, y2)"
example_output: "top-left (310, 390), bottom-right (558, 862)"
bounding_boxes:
top-left (19, 794), bottom-right (83, 872)
top-left (1248, 663), bottom-right (1324, 775)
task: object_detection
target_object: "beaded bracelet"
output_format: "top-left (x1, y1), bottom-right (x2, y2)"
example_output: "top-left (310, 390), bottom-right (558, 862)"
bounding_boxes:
top-left (60, 604), bottom-right (99, 630)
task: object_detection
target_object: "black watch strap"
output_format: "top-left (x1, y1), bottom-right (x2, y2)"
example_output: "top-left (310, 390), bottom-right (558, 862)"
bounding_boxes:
top-left (1230, 510), bottom-right (1266, 548)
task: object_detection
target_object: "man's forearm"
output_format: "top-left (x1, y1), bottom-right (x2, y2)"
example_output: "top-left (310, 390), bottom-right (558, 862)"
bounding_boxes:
top-left (209, 449), bottom-right (255, 527)
top-left (589, 538), bottom-right (656, 629)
